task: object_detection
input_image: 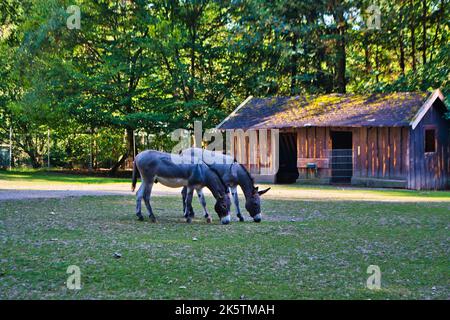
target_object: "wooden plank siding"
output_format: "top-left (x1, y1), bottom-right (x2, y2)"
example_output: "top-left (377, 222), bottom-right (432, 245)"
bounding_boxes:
top-left (353, 127), bottom-right (409, 180)
top-left (408, 100), bottom-right (450, 190)
top-left (296, 127), bottom-right (332, 179)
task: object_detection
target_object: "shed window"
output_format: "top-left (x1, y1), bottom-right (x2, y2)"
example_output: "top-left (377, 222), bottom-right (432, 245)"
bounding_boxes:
top-left (425, 129), bottom-right (436, 153)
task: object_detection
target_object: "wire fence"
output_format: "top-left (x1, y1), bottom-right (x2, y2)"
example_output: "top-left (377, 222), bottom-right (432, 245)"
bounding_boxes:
top-left (329, 149), bottom-right (353, 183)
top-left (296, 149), bottom-right (354, 184)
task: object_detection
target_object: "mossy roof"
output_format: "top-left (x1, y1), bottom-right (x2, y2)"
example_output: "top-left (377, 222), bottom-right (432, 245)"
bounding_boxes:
top-left (218, 92), bottom-right (430, 129)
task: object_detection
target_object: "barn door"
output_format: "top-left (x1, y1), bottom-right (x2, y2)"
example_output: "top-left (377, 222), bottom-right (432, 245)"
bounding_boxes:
top-left (331, 131), bottom-right (353, 183)
top-left (276, 133), bottom-right (299, 183)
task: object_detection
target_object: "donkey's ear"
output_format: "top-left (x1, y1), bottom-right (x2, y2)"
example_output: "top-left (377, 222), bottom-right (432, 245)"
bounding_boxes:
top-left (257, 187), bottom-right (271, 196)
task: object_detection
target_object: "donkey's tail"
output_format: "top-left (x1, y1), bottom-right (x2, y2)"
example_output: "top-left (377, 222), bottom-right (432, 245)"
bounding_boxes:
top-left (131, 160), bottom-right (138, 192)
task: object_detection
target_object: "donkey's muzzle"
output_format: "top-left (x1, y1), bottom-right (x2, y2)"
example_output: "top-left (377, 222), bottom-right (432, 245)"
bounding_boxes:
top-left (221, 214), bottom-right (231, 225)
top-left (253, 213), bottom-right (262, 223)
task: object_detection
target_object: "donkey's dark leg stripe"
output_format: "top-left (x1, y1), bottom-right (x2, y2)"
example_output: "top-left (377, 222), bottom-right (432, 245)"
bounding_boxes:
top-left (197, 189), bottom-right (210, 219)
top-left (230, 186), bottom-right (244, 222)
top-left (187, 188), bottom-right (195, 218)
top-left (184, 187), bottom-right (194, 222)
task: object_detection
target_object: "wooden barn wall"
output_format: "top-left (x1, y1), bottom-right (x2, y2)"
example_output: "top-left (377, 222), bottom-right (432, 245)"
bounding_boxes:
top-left (296, 126), bottom-right (409, 181)
top-left (408, 102), bottom-right (450, 190)
top-left (353, 127), bottom-right (409, 180)
top-left (296, 127), bottom-right (332, 179)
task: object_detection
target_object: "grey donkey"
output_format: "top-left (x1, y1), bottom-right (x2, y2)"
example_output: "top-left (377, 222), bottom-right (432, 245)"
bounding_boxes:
top-left (180, 148), bottom-right (270, 223)
top-left (132, 150), bottom-right (232, 224)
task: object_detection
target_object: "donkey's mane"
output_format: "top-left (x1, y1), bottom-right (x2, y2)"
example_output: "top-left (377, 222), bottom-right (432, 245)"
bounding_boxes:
top-left (237, 162), bottom-right (255, 186)
top-left (205, 163), bottom-right (228, 191)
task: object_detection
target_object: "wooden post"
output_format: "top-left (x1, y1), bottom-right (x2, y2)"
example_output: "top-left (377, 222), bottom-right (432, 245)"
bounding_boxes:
top-left (9, 126), bottom-right (12, 170)
top-left (89, 129), bottom-right (93, 172)
top-left (133, 130), bottom-right (136, 160)
top-left (47, 129), bottom-right (50, 168)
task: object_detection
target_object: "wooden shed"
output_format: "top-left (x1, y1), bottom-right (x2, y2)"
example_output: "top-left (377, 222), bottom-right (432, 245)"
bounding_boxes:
top-left (217, 89), bottom-right (450, 190)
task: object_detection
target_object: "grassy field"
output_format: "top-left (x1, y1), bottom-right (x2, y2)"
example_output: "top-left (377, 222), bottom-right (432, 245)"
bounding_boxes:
top-left (0, 171), bottom-right (449, 299)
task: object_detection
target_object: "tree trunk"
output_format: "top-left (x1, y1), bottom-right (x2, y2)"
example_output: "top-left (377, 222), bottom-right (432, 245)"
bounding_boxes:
top-left (399, 2), bottom-right (405, 75)
top-left (334, 1), bottom-right (346, 93)
top-left (335, 31), bottom-right (346, 92)
top-left (430, 0), bottom-right (443, 62)
top-left (18, 133), bottom-right (43, 169)
top-left (29, 153), bottom-right (41, 169)
top-left (364, 35), bottom-right (371, 74)
top-left (188, 23), bottom-right (197, 102)
top-left (334, 3), bottom-right (346, 93)
top-left (422, 0), bottom-right (427, 65)
top-left (399, 31), bottom-right (405, 75)
top-left (24, 146), bottom-right (41, 169)
top-left (375, 44), bottom-right (380, 83)
top-left (109, 128), bottom-right (134, 174)
top-left (410, 0), bottom-right (416, 71)
top-left (290, 33), bottom-right (298, 95)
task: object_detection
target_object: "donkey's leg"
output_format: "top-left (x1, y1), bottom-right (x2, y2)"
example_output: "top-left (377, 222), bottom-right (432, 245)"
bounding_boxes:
top-left (184, 187), bottom-right (195, 223)
top-left (197, 189), bottom-right (212, 223)
top-left (143, 182), bottom-right (157, 223)
top-left (187, 188), bottom-right (195, 219)
top-left (230, 186), bottom-right (244, 222)
top-left (181, 187), bottom-right (188, 218)
top-left (135, 184), bottom-right (145, 221)
top-left (181, 186), bottom-right (195, 218)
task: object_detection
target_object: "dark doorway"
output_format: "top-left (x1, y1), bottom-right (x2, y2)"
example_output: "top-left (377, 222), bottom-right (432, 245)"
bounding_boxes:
top-left (276, 133), bottom-right (299, 183)
top-left (331, 131), bottom-right (353, 183)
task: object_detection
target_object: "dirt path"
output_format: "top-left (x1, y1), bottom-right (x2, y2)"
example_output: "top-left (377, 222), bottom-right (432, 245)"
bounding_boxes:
top-left (0, 182), bottom-right (180, 201)
top-left (1, 179), bottom-right (449, 202)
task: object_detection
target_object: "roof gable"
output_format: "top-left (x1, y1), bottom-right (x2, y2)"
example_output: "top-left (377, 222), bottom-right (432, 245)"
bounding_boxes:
top-left (410, 89), bottom-right (445, 129)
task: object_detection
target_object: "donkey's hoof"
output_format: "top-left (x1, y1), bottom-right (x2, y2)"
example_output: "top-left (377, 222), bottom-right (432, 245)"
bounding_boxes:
top-left (237, 215), bottom-right (245, 222)
top-left (149, 216), bottom-right (157, 223)
top-left (206, 217), bottom-right (212, 223)
top-left (186, 217), bottom-right (192, 224)
top-left (137, 215), bottom-right (144, 221)
top-left (185, 212), bottom-right (195, 219)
